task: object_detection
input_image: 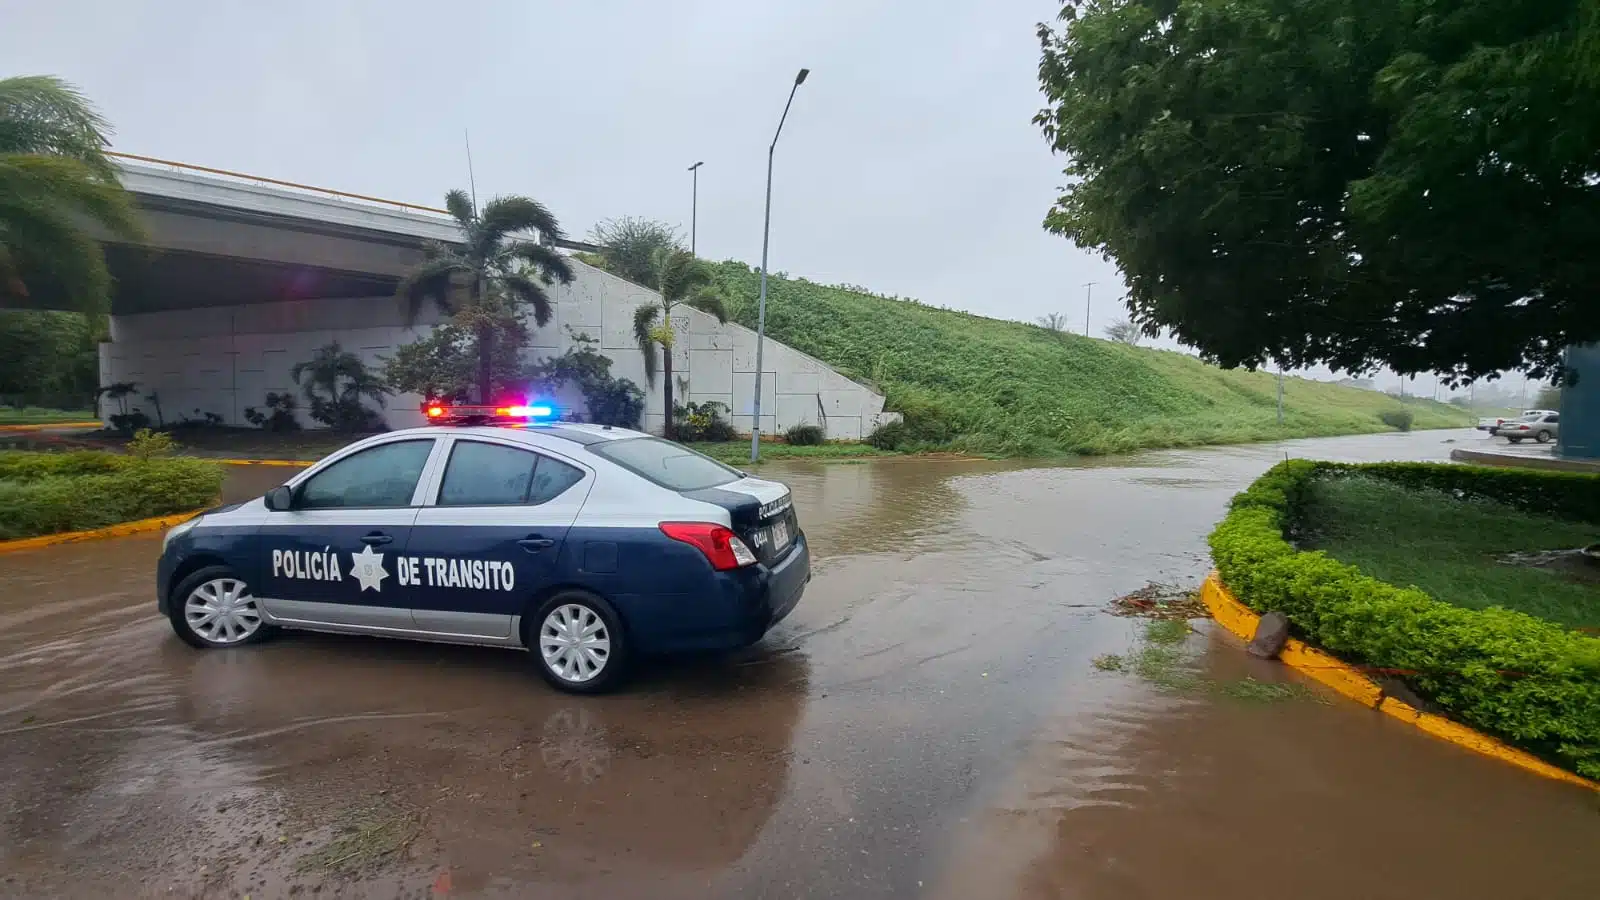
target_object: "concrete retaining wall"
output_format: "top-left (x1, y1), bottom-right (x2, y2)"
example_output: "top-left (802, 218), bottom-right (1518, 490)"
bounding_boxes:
top-left (99, 258), bottom-right (897, 440)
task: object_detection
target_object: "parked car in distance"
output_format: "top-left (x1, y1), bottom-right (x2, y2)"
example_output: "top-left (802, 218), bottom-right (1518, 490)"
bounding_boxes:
top-left (1501, 412), bottom-right (1560, 444)
top-left (1478, 409), bottom-right (1557, 435)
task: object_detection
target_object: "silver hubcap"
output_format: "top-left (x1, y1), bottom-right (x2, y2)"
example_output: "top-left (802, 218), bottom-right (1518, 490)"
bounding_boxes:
top-left (184, 578), bottom-right (262, 645)
top-left (539, 604), bottom-right (610, 683)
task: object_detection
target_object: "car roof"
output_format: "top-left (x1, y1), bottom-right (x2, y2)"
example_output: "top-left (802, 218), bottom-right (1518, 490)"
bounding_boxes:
top-left (387, 422), bottom-right (651, 449)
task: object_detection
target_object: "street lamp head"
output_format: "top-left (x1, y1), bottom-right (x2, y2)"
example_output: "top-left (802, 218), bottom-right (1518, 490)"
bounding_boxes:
top-left (688, 161), bottom-right (704, 171)
top-left (795, 68), bottom-right (810, 85)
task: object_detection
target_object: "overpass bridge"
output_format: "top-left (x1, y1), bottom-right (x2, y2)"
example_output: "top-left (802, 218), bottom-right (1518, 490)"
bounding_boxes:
top-left (45, 156), bottom-right (890, 438)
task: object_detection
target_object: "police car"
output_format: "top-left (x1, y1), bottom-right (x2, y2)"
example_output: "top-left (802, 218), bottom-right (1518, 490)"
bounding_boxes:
top-left (156, 403), bottom-right (809, 693)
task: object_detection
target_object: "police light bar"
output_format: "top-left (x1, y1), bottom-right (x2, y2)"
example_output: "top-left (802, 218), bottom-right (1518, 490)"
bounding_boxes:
top-left (422, 401), bottom-right (556, 421)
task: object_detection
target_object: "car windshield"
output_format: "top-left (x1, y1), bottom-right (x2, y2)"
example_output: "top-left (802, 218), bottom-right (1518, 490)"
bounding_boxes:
top-left (589, 437), bottom-right (743, 492)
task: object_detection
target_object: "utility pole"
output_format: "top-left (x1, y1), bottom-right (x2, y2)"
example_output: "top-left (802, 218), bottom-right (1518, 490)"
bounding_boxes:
top-left (1276, 367), bottom-right (1285, 425)
top-left (1082, 282), bottom-right (1096, 336)
top-left (751, 68), bottom-right (811, 463)
top-left (687, 161), bottom-right (704, 256)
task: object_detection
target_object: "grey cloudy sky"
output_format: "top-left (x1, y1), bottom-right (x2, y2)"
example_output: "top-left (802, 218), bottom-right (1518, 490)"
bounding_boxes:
top-left (3, 0), bottom-right (1123, 325)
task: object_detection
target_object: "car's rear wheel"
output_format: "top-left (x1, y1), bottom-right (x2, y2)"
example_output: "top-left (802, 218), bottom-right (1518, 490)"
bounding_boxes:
top-left (169, 565), bottom-right (274, 649)
top-left (529, 590), bottom-right (628, 694)
top-left (1535, 430), bottom-right (1552, 443)
top-left (1508, 436), bottom-right (1524, 443)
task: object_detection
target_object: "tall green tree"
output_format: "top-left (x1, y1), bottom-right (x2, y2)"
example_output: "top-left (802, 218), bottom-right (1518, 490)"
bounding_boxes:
top-left (1035, 0), bottom-right (1600, 382)
top-left (397, 190), bottom-right (574, 403)
top-left (590, 217), bottom-right (682, 286)
top-left (0, 76), bottom-right (143, 314)
top-left (633, 248), bottom-right (727, 437)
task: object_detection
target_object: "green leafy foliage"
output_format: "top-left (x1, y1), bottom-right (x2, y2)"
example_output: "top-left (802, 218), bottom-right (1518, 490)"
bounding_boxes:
top-left (783, 424), bottom-right (825, 446)
top-left (0, 310), bottom-right (97, 409)
top-left (707, 261), bottom-right (1472, 455)
top-left (1034, 1), bottom-right (1600, 382)
top-left (1379, 409), bottom-right (1414, 431)
top-left (673, 401), bottom-right (738, 443)
top-left (1, 75), bottom-right (145, 316)
top-left (384, 310), bottom-right (531, 403)
top-left (589, 217), bottom-right (683, 287)
top-left (125, 427), bottom-right (176, 459)
top-left (394, 189), bottom-right (573, 403)
top-left (0, 450), bottom-right (222, 540)
top-left (633, 248), bottom-right (729, 437)
top-left (291, 342), bottom-right (387, 431)
top-left (1209, 460), bottom-right (1600, 778)
top-left (243, 392), bottom-right (301, 432)
top-left (529, 330), bottom-right (644, 429)
top-left (865, 420), bottom-right (907, 450)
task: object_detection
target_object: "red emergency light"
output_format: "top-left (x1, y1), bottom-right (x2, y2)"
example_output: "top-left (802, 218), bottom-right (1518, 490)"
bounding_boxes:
top-left (420, 400), bottom-right (556, 422)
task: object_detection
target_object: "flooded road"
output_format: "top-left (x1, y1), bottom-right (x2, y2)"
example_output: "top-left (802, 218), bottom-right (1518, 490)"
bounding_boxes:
top-left (0, 430), bottom-right (1594, 898)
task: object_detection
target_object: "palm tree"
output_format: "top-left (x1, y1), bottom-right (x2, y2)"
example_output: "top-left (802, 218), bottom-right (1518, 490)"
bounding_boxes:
top-left (633, 247), bottom-right (728, 437)
top-left (397, 190), bottom-right (574, 403)
top-left (0, 75), bottom-right (143, 313)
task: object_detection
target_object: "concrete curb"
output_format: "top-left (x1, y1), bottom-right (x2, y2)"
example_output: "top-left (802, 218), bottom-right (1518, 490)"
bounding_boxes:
top-left (0, 509), bottom-right (205, 554)
top-left (1201, 572), bottom-right (1600, 793)
top-left (0, 422), bottom-right (102, 432)
top-left (1449, 447), bottom-right (1600, 474)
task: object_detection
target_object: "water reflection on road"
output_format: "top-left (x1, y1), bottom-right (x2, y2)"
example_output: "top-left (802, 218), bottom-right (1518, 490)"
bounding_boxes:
top-left (0, 430), bottom-right (1593, 898)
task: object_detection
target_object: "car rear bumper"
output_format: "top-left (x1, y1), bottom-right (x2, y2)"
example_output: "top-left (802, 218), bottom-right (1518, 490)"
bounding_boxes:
top-left (617, 533), bottom-right (810, 655)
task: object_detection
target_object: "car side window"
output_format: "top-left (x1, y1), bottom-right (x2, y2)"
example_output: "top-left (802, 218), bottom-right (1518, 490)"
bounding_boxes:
top-left (438, 441), bottom-right (586, 506)
top-left (297, 440), bottom-right (435, 509)
top-left (1548, 414), bottom-right (1559, 423)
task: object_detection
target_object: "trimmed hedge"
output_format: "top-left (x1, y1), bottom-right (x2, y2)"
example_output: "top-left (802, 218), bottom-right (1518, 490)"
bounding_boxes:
top-left (1210, 460), bottom-right (1600, 779)
top-left (0, 451), bottom-right (224, 540)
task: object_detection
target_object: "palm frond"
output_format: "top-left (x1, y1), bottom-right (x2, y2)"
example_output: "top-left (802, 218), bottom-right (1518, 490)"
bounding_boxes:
top-left (444, 189), bottom-right (476, 232)
top-left (394, 251), bottom-right (467, 323)
top-left (651, 246), bottom-right (714, 306)
top-left (0, 76), bottom-right (115, 179)
top-left (473, 194), bottom-right (563, 245)
top-left (501, 240), bottom-right (574, 285)
top-left (500, 272), bottom-right (553, 327)
top-left (0, 197), bottom-right (111, 313)
top-left (684, 290), bottom-right (729, 324)
top-left (0, 154), bottom-right (143, 241)
top-left (633, 303), bottom-right (662, 386)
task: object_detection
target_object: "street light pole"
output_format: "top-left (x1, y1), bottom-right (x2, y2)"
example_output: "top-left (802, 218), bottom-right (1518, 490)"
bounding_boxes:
top-left (687, 161), bottom-right (704, 256)
top-left (1083, 282), bottom-right (1096, 337)
top-left (751, 68), bottom-right (810, 463)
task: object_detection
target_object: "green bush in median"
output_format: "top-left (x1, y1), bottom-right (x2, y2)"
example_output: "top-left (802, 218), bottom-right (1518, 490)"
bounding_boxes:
top-left (1209, 460), bottom-right (1600, 779)
top-left (0, 451), bottom-right (224, 540)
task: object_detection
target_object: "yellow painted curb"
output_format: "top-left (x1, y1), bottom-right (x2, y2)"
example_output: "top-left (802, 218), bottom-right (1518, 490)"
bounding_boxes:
top-left (215, 458), bottom-right (313, 467)
top-left (0, 509), bottom-right (204, 554)
top-left (0, 421), bottom-right (102, 432)
top-left (1201, 572), bottom-right (1600, 793)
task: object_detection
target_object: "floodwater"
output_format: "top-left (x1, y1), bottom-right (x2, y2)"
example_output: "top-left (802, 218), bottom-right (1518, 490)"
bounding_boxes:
top-left (0, 430), bottom-right (1594, 898)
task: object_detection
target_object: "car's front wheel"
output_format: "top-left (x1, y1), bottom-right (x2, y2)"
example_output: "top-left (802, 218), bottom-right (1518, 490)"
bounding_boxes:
top-left (169, 565), bottom-right (274, 649)
top-left (529, 590), bottom-right (629, 694)
top-left (1535, 430), bottom-right (1552, 443)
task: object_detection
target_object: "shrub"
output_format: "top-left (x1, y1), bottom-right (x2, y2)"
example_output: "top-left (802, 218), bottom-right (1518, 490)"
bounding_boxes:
top-left (674, 401), bottom-right (738, 442)
top-left (126, 428), bottom-right (178, 459)
top-left (243, 392), bottom-right (301, 432)
top-left (783, 424), bottom-right (825, 445)
top-left (292, 342), bottom-right (388, 431)
top-left (0, 452), bottom-right (224, 540)
top-left (1209, 460), bottom-right (1600, 778)
top-left (1379, 409), bottom-right (1414, 431)
top-left (108, 411), bottom-right (151, 434)
top-left (866, 420), bottom-right (906, 450)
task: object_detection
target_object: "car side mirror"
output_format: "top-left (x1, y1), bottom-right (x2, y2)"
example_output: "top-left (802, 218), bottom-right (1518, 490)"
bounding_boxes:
top-left (264, 486), bottom-right (293, 511)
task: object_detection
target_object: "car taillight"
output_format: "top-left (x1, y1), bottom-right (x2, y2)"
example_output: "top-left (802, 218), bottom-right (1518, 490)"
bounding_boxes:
top-left (659, 522), bottom-right (758, 570)
top-left (1517, 424), bottom-right (1530, 430)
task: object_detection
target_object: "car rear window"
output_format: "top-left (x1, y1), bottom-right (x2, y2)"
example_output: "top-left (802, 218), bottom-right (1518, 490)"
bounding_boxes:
top-left (588, 437), bottom-right (742, 492)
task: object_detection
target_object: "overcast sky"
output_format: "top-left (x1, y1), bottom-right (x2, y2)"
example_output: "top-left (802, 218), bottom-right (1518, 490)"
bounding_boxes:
top-left (3, 0), bottom-right (1521, 398)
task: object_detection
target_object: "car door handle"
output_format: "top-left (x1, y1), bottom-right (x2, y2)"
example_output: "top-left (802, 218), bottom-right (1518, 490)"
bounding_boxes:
top-left (360, 532), bottom-right (394, 546)
top-left (518, 535), bottom-right (556, 552)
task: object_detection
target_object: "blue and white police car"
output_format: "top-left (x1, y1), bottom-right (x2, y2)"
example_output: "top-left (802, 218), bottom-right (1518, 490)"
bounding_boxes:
top-left (156, 403), bottom-right (809, 693)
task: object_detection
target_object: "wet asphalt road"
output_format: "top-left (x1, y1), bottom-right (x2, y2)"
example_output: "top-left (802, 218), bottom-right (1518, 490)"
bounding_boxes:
top-left (0, 429), bottom-right (1595, 898)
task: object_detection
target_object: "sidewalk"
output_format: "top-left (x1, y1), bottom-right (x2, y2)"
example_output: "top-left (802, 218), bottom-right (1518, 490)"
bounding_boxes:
top-left (1450, 443), bottom-right (1600, 474)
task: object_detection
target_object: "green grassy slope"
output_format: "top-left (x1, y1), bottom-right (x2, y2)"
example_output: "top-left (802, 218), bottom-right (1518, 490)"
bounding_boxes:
top-left (710, 262), bottom-right (1472, 455)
